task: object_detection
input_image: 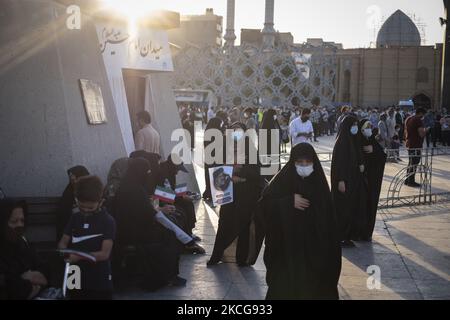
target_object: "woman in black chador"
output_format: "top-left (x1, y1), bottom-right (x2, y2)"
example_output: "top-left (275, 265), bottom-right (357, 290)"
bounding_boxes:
top-left (355, 119), bottom-right (386, 241)
top-left (251, 143), bottom-right (341, 300)
top-left (259, 109), bottom-right (281, 182)
top-left (113, 158), bottom-right (184, 291)
top-left (331, 115), bottom-right (368, 247)
top-left (202, 117), bottom-right (225, 201)
top-left (207, 122), bottom-right (261, 267)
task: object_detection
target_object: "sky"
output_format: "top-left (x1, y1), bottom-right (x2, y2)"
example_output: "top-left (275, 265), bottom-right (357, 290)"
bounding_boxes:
top-left (128, 0), bottom-right (446, 49)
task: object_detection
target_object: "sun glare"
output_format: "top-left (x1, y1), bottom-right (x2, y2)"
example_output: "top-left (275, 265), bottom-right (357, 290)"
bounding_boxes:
top-left (101, 0), bottom-right (163, 20)
top-left (101, 0), bottom-right (163, 35)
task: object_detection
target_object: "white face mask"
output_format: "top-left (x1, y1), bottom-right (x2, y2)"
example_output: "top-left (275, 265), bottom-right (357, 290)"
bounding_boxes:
top-left (363, 128), bottom-right (372, 138)
top-left (273, 115), bottom-right (277, 121)
top-left (350, 126), bottom-right (359, 135)
top-left (296, 164), bottom-right (314, 178)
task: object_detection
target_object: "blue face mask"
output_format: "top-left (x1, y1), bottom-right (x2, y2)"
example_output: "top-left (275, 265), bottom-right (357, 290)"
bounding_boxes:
top-left (363, 128), bottom-right (373, 138)
top-left (350, 126), bottom-right (359, 135)
top-left (296, 165), bottom-right (314, 178)
top-left (232, 131), bottom-right (244, 141)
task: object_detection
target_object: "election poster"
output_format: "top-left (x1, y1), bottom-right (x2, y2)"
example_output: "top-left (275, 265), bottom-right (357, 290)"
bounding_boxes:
top-left (209, 166), bottom-right (234, 207)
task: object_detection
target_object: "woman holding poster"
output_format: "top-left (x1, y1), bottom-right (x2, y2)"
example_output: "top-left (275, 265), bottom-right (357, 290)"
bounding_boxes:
top-left (207, 123), bottom-right (261, 267)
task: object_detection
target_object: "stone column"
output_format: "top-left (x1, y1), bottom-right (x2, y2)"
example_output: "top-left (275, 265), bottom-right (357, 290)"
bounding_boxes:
top-left (224, 0), bottom-right (236, 47)
top-left (262, 0), bottom-right (276, 48)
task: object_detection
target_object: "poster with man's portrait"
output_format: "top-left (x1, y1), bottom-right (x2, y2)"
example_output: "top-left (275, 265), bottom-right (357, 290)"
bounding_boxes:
top-left (209, 166), bottom-right (234, 207)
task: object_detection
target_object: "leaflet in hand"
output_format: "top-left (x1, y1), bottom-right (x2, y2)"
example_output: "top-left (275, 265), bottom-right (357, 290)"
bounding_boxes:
top-left (58, 249), bottom-right (96, 263)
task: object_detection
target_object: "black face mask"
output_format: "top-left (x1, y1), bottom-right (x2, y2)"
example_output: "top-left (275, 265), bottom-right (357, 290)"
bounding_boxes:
top-left (4, 226), bottom-right (25, 243)
top-left (79, 208), bottom-right (100, 217)
top-left (301, 116), bottom-right (309, 123)
top-left (76, 201), bottom-right (102, 217)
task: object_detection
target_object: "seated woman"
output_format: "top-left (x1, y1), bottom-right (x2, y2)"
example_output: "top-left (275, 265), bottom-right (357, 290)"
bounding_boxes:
top-left (154, 154), bottom-right (199, 241)
top-left (251, 143), bottom-right (342, 300)
top-left (0, 199), bottom-right (49, 299)
top-left (113, 158), bottom-right (187, 290)
top-left (56, 166), bottom-right (90, 240)
top-left (208, 122), bottom-right (262, 267)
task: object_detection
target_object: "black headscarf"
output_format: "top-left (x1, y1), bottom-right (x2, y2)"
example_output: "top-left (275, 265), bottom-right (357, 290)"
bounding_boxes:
top-left (260, 110), bottom-right (281, 176)
top-left (123, 158), bottom-right (151, 187)
top-left (67, 166), bottom-right (89, 179)
top-left (130, 151), bottom-right (161, 175)
top-left (154, 155), bottom-right (184, 191)
top-left (331, 115), bottom-right (363, 186)
top-left (113, 158), bottom-right (160, 245)
top-left (260, 109), bottom-right (279, 130)
top-left (205, 117), bottom-right (223, 131)
top-left (63, 166), bottom-right (90, 197)
top-left (262, 143), bottom-right (328, 199)
top-left (105, 158), bottom-right (129, 198)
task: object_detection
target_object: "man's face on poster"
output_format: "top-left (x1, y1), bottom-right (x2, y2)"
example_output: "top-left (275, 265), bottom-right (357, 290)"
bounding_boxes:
top-left (214, 169), bottom-right (231, 192)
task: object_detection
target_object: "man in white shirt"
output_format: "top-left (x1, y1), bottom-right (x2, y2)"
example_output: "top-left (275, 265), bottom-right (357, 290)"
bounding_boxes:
top-left (290, 108), bottom-right (314, 146)
top-left (386, 108), bottom-right (397, 139)
top-left (134, 111), bottom-right (161, 154)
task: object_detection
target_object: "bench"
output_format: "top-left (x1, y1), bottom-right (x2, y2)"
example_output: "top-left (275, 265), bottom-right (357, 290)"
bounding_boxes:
top-left (11, 197), bottom-right (60, 251)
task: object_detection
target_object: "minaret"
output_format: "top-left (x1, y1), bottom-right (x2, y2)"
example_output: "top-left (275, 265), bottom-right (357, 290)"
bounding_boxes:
top-left (224, 0), bottom-right (236, 47)
top-left (262, 0), bottom-right (276, 48)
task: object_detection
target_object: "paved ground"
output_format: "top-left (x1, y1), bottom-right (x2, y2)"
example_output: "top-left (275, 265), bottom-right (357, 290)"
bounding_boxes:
top-left (116, 134), bottom-right (450, 300)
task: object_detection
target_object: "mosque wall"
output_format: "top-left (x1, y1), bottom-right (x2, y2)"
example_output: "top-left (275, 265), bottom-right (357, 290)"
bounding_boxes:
top-left (336, 46), bottom-right (443, 109)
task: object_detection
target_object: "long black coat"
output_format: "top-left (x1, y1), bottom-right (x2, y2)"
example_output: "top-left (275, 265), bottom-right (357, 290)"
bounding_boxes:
top-left (211, 163), bottom-right (261, 264)
top-left (356, 120), bottom-right (386, 240)
top-left (331, 116), bottom-right (369, 241)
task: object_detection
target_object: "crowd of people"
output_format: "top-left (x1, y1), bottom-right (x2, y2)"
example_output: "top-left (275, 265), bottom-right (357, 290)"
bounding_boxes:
top-left (1, 111), bottom-right (204, 300)
top-left (1, 101), bottom-right (446, 300)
